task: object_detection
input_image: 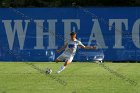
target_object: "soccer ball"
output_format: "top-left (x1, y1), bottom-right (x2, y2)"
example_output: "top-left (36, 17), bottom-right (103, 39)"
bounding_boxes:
top-left (45, 68), bottom-right (52, 74)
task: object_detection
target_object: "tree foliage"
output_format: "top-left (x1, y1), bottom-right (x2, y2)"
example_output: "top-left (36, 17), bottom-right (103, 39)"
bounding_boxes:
top-left (0, 0), bottom-right (139, 7)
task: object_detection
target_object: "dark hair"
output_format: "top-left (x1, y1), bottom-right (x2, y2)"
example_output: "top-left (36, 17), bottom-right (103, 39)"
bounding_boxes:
top-left (70, 32), bottom-right (76, 36)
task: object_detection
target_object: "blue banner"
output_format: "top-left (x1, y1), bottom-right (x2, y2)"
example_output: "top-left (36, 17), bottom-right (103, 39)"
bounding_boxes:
top-left (0, 7), bottom-right (140, 61)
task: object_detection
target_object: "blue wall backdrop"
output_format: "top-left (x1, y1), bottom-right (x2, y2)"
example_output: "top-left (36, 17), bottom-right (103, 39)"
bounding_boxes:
top-left (0, 7), bottom-right (140, 61)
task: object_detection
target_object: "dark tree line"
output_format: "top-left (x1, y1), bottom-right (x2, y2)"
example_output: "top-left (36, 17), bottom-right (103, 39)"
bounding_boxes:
top-left (0, 0), bottom-right (140, 7)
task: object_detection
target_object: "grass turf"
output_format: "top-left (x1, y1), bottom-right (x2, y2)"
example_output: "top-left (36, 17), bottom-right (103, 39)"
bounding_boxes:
top-left (0, 62), bottom-right (139, 93)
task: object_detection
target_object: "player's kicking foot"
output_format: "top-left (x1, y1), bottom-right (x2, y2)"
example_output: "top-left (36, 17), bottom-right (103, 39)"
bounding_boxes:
top-left (56, 71), bottom-right (61, 74)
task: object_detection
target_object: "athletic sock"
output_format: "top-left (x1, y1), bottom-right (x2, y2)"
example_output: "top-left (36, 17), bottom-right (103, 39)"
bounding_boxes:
top-left (57, 66), bottom-right (65, 73)
top-left (61, 66), bottom-right (65, 70)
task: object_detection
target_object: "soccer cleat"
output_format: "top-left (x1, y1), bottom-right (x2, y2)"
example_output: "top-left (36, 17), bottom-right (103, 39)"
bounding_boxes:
top-left (56, 71), bottom-right (61, 74)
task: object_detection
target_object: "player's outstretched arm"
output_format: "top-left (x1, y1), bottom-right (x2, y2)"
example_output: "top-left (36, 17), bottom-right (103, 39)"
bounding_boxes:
top-left (56, 43), bottom-right (68, 53)
top-left (78, 41), bottom-right (96, 50)
top-left (80, 46), bottom-right (96, 49)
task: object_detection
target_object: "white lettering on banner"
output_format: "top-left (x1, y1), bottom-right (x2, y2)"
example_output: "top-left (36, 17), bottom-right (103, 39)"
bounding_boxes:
top-left (1, 19), bottom-right (140, 50)
top-left (47, 20), bottom-right (58, 49)
top-left (88, 19), bottom-right (108, 48)
top-left (62, 19), bottom-right (80, 43)
top-left (109, 19), bottom-right (128, 49)
top-left (34, 20), bottom-right (58, 49)
top-left (2, 20), bottom-right (30, 50)
top-left (132, 19), bottom-right (140, 48)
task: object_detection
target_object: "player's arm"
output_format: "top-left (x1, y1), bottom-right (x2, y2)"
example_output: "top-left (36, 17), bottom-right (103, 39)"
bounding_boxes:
top-left (80, 45), bottom-right (96, 49)
top-left (78, 41), bottom-right (96, 49)
top-left (56, 43), bottom-right (68, 53)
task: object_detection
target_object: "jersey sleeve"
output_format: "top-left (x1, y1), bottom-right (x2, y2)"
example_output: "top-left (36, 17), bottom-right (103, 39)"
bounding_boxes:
top-left (78, 41), bottom-right (85, 48)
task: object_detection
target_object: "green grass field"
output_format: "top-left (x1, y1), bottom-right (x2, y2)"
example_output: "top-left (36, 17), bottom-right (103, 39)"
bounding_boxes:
top-left (0, 62), bottom-right (139, 93)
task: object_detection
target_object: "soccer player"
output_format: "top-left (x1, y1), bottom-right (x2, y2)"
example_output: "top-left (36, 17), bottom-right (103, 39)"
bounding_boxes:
top-left (55, 32), bottom-right (96, 73)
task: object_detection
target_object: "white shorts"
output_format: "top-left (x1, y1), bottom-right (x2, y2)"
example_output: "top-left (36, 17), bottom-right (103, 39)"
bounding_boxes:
top-left (57, 53), bottom-right (74, 62)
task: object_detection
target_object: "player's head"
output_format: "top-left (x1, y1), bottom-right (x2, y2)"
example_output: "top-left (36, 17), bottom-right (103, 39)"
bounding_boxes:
top-left (70, 32), bottom-right (76, 39)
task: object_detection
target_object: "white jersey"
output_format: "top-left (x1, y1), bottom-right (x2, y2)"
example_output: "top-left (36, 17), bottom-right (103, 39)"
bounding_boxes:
top-left (63, 39), bottom-right (85, 57)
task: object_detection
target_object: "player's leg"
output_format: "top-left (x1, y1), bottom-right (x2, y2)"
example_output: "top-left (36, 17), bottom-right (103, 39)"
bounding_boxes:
top-left (55, 53), bottom-right (65, 63)
top-left (55, 59), bottom-right (61, 63)
top-left (57, 56), bottom-right (73, 73)
top-left (64, 60), bottom-right (71, 66)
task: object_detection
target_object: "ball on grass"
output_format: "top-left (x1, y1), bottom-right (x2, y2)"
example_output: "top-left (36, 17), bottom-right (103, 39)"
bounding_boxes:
top-left (45, 68), bottom-right (52, 74)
